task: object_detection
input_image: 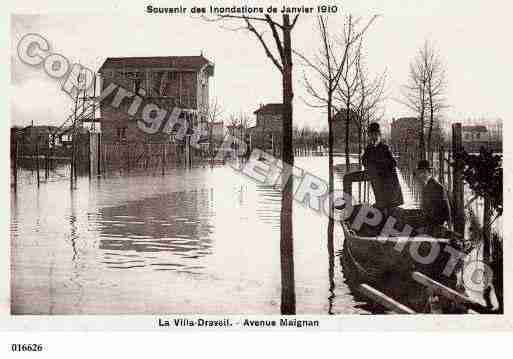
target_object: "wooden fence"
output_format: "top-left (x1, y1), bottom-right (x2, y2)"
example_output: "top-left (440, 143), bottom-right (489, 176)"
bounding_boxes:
top-left (99, 141), bottom-right (212, 175)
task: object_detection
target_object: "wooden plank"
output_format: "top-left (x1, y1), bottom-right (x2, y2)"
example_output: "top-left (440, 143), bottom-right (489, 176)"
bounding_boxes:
top-left (412, 271), bottom-right (490, 313)
top-left (358, 284), bottom-right (416, 314)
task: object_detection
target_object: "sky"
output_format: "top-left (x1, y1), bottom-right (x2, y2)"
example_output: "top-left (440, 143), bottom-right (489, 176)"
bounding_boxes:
top-left (10, 0), bottom-right (511, 130)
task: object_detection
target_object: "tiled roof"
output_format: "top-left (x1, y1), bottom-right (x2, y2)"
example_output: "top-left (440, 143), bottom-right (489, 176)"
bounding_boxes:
top-left (99, 56), bottom-right (212, 71)
top-left (254, 103), bottom-right (283, 115)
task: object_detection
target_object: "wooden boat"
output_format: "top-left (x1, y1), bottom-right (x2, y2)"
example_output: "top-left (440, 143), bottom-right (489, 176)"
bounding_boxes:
top-left (338, 171), bottom-right (473, 313)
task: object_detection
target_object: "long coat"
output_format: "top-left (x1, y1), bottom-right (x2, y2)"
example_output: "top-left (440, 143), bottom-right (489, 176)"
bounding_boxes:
top-left (422, 178), bottom-right (451, 227)
top-left (362, 142), bottom-right (404, 209)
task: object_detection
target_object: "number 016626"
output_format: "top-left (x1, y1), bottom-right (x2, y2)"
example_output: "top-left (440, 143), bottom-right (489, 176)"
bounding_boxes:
top-left (11, 344), bottom-right (44, 352)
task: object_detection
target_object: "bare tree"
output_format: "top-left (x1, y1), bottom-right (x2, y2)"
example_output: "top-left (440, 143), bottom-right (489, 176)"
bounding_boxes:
top-left (227, 110), bottom-right (251, 158)
top-left (354, 54), bottom-right (387, 156)
top-left (298, 15), bottom-right (376, 176)
top-left (297, 13), bottom-right (376, 202)
top-left (295, 14), bottom-right (377, 296)
top-left (400, 44), bottom-right (429, 160)
top-left (352, 54), bottom-right (387, 200)
top-left (424, 41), bottom-right (447, 157)
top-left (336, 38), bottom-right (363, 171)
top-left (204, 13), bottom-right (300, 314)
top-left (400, 40), bottom-right (447, 160)
top-left (207, 97), bottom-right (223, 164)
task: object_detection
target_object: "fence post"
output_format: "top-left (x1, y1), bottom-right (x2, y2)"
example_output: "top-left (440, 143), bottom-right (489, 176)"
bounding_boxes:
top-left (161, 143), bottom-right (166, 176)
top-left (447, 149), bottom-right (452, 199)
top-left (452, 123), bottom-right (465, 235)
top-left (97, 133), bottom-right (102, 177)
top-left (126, 143), bottom-right (130, 174)
top-left (35, 142), bottom-right (40, 188)
top-left (13, 136), bottom-right (18, 190)
top-left (46, 144), bottom-right (50, 181)
top-left (483, 195), bottom-right (492, 263)
top-left (438, 145), bottom-right (444, 185)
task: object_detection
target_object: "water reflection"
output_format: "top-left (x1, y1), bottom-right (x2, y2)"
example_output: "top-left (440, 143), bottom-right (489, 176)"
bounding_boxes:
top-left (98, 190), bottom-right (214, 273)
top-left (11, 158), bottom-right (371, 314)
top-left (255, 184), bottom-right (281, 229)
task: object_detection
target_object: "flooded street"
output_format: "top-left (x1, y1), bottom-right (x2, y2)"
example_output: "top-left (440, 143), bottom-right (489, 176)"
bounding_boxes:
top-left (11, 157), bottom-right (369, 315)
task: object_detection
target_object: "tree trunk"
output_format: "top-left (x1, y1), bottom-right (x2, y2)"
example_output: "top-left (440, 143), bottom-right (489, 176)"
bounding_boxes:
top-left (345, 107), bottom-right (351, 171)
top-left (419, 83), bottom-right (426, 161)
top-left (427, 94), bottom-right (434, 159)
top-left (358, 124), bottom-right (362, 202)
top-left (327, 100), bottom-right (335, 314)
top-left (419, 114), bottom-right (426, 161)
top-left (280, 14), bottom-right (296, 315)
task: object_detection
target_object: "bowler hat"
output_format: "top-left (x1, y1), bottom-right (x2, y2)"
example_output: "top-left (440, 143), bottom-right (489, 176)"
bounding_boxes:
top-left (416, 160), bottom-right (432, 171)
top-left (368, 122), bottom-right (380, 133)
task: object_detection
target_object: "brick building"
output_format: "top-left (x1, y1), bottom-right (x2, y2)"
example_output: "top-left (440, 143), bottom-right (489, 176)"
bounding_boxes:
top-left (247, 103), bottom-right (283, 153)
top-left (98, 55), bottom-right (214, 144)
top-left (332, 109), bottom-right (360, 154)
top-left (208, 121), bottom-right (224, 140)
top-left (390, 117), bottom-right (443, 153)
top-left (390, 117), bottom-right (419, 153)
top-left (462, 125), bottom-right (490, 152)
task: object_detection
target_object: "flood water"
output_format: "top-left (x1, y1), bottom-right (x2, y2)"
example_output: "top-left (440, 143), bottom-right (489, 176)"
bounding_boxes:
top-left (11, 156), bottom-right (380, 315)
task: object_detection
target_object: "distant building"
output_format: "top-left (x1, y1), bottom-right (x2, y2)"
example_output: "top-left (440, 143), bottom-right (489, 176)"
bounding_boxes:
top-left (332, 109), bottom-right (360, 154)
top-left (391, 117), bottom-right (419, 153)
top-left (487, 120), bottom-right (503, 152)
top-left (390, 117), bottom-right (443, 153)
top-left (98, 55), bottom-right (215, 144)
top-left (462, 125), bottom-right (489, 152)
top-left (12, 125), bottom-right (60, 148)
top-left (11, 125), bottom-right (93, 160)
top-left (462, 125), bottom-right (488, 142)
top-left (247, 103), bottom-right (283, 154)
top-left (208, 121), bottom-right (224, 140)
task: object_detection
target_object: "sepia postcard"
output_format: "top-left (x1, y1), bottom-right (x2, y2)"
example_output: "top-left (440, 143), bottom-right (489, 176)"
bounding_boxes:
top-left (2, 0), bottom-right (513, 340)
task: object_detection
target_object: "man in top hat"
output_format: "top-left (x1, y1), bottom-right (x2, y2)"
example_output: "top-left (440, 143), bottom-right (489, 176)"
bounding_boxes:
top-left (361, 122), bottom-right (404, 212)
top-left (416, 159), bottom-right (452, 236)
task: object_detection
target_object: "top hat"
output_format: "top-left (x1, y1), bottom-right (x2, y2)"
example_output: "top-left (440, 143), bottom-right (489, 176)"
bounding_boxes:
top-left (416, 160), bottom-right (432, 171)
top-left (368, 122), bottom-right (380, 133)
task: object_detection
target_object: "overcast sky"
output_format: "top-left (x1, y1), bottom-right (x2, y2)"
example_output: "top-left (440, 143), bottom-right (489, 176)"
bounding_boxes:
top-left (10, 0), bottom-right (510, 130)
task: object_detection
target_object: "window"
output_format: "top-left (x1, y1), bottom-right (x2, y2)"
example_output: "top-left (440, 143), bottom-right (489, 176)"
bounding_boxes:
top-left (154, 71), bottom-right (176, 97)
top-left (150, 71), bottom-right (165, 97)
top-left (476, 132), bottom-right (480, 139)
top-left (117, 127), bottom-right (127, 142)
top-left (133, 78), bottom-right (142, 93)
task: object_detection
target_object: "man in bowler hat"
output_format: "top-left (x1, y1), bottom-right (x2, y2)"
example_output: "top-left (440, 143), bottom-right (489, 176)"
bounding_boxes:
top-left (416, 159), bottom-right (452, 236)
top-left (361, 122), bottom-right (404, 212)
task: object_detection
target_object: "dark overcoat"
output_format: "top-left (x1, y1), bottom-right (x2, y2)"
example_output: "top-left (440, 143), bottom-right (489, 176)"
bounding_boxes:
top-left (421, 177), bottom-right (452, 227)
top-left (362, 142), bottom-right (404, 209)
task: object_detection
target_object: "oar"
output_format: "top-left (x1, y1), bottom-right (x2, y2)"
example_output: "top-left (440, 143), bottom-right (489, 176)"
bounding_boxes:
top-left (358, 284), bottom-right (416, 314)
top-left (412, 271), bottom-right (492, 314)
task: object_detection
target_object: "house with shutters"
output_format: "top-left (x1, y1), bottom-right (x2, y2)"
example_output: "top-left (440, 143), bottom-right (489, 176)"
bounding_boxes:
top-left (98, 55), bottom-right (214, 144)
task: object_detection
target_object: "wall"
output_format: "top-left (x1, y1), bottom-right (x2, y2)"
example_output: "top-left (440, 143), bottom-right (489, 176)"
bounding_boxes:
top-left (100, 69), bottom-right (202, 144)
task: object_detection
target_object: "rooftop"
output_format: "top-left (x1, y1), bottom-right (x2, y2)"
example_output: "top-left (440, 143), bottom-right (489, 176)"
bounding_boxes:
top-left (254, 103), bottom-right (283, 115)
top-left (99, 56), bottom-right (214, 73)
